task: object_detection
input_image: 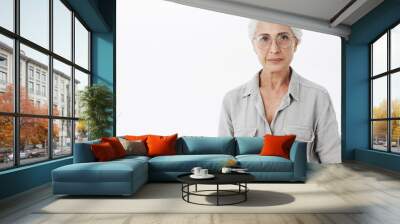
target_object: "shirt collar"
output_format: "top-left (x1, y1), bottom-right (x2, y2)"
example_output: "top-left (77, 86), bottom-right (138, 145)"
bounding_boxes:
top-left (242, 67), bottom-right (300, 101)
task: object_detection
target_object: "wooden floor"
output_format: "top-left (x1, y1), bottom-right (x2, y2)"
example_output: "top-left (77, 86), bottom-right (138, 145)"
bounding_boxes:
top-left (1, 162), bottom-right (400, 224)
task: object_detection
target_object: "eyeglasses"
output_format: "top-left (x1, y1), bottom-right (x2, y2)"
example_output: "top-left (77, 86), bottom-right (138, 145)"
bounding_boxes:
top-left (253, 33), bottom-right (294, 50)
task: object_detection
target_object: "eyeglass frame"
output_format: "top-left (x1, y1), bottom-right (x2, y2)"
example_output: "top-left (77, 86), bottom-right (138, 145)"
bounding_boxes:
top-left (252, 32), bottom-right (297, 50)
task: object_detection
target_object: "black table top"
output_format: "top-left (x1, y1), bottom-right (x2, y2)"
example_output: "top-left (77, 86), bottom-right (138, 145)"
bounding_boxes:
top-left (177, 172), bottom-right (255, 185)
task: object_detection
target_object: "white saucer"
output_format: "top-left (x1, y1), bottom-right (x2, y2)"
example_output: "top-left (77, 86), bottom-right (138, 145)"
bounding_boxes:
top-left (190, 174), bottom-right (215, 179)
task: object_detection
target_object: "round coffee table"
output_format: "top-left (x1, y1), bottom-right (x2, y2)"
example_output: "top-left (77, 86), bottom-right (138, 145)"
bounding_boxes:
top-left (177, 173), bottom-right (255, 206)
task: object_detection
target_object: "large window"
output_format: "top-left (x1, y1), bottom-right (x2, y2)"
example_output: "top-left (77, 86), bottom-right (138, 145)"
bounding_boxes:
top-left (0, 0), bottom-right (91, 170)
top-left (371, 23), bottom-right (400, 153)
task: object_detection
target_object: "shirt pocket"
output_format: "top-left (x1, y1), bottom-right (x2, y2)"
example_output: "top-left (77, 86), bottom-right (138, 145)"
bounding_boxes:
top-left (284, 125), bottom-right (314, 142)
top-left (234, 127), bottom-right (257, 137)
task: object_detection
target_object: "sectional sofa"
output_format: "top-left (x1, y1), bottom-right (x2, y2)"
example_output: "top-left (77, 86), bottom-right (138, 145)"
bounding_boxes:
top-left (52, 136), bottom-right (307, 196)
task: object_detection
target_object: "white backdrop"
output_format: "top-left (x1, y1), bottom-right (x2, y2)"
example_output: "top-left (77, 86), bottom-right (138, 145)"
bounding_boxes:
top-left (116, 0), bottom-right (341, 136)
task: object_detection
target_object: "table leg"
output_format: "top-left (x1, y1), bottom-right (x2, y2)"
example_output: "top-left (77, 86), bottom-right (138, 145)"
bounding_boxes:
top-left (188, 184), bottom-right (191, 202)
top-left (217, 184), bottom-right (219, 206)
top-left (181, 184), bottom-right (183, 199)
top-left (245, 183), bottom-right (247, 201)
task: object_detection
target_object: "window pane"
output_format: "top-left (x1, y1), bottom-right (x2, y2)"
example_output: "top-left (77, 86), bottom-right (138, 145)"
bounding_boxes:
top-left (74, 69), bottom-right (89, 118)
top-left (20, 44), bottom-right (49, 115)
top-left (0, 0), bottom-right (13, 31)
top-left (372, 121), bottom-right (387, 151)
top-left (20, 0), bottom-right (49, 49)
top-left (53, 0), bottom-right (72, 60)
top-left (0, 34), bottom-right (14, 112)
top-left (53, 59), bottom-right (72, 117)
top-left (75, 120), bottom-right (88, 143)
top-left (372, 33), bottom-right (387, 76)
top-left (391, 24), bottom-right (400, 70)
top-left (75, 18), bottom-right (89, 69)
top-left (0, 116), bottom-right (13, 170)
top-left (391, 72), bottom-right (400, 118)
top-left (53, 119), bottom-right (72, 157)
top-left (20, 117), bottom-right (49, 165)
top-left (372, 77), bottom-right (387, 119)
top-left (391, 120), bottom-right (400, 153)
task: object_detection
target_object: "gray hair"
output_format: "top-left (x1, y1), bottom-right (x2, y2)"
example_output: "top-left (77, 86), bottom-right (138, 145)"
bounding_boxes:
top-left (248, 20), bottom-right (302, 44)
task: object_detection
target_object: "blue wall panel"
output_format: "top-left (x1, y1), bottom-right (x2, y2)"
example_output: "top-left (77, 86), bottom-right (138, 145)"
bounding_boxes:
top-left (92, 32), bottom-right (114, 88)
top-left (91, 32), bottom-right (115, 135)
top-left (0, 158), bottom-right (72, 199)
top-left (343, 44), bottom-right (369, 160)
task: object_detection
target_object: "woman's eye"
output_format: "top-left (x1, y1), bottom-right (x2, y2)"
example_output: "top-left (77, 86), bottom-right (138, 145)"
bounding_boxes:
top-left (281, 35), bottom-right (289, 40)
top-left (260, 36), bottom-right (270, 41)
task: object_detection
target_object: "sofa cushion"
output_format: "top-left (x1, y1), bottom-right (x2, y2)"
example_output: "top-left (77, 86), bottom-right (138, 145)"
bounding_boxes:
top-left (101, 137), bottom-right (127, 158)
top-left (124, 135), bottom-right (149, 141)
top-left (236, 155), bottom-right (293, 172)
top-left (147, 134), bottom-right (178, 157)
top-left (148, 154), bottom-right (235, 172)
top-left (177, 136), bottom-right (235, 155)
top-left (235, 137), bottom-right (263, 155)
top-left (91, 142), bottom-right (118, 161)
top-left (115, 155), bottom-right (150, 163)
top-left (53, 158), bottom-right (147, 183)
top-left (118, 138), bottom-right (147, 156)
top-left (259, 134), bottom-right (296, 159)
top-left (74, 139), bottom-right (100, 163)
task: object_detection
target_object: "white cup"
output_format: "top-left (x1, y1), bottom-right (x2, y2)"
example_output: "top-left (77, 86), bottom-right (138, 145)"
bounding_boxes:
top-left (191, 167), bottom-right (202, 176)
top-left (200, 169), bottom-right (208, 176)
top-left (221, 167), bottom-right (232, 174)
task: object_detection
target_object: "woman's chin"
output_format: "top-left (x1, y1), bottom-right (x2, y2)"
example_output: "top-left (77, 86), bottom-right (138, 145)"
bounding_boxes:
top-left (264, 63), bottom-right (288, 73)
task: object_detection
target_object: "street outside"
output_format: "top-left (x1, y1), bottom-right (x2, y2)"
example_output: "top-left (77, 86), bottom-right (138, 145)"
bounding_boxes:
top-left (0, 147), bottom-right (71, 170)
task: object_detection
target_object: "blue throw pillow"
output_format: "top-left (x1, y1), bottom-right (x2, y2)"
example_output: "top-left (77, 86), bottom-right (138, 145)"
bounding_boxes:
top-left (235, 137), bottom-right (264, 155)
top-left (177, 136), bottom-right (235, 155)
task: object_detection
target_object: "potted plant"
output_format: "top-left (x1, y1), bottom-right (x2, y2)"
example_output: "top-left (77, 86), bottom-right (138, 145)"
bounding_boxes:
top-left (79, 84), bottom-right (113, 140)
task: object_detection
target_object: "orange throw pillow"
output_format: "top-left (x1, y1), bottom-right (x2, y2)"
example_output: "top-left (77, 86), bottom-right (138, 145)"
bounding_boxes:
top-left (146, 134), bottom-right (178, 157)
top-left (259, 134), bottom-right (296, 159)
top-left (124, 135), bottom-right (149, 141)
top-left (91, 142), bottom-right (117, 161)
top-left (101, 137), bottom-right (127, 158)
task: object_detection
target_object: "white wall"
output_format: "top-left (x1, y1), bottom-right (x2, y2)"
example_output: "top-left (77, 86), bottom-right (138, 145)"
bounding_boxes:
top-left (116, 0), bottom-right (341, 136)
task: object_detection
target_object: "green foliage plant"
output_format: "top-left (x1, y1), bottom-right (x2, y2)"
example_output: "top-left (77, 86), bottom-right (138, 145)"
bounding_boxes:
top-left (79, 84), bottom-right (113, 140)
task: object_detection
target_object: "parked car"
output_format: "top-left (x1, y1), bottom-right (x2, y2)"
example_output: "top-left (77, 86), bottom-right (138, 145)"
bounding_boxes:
top-left (8, 150), bottom-right (32, 160)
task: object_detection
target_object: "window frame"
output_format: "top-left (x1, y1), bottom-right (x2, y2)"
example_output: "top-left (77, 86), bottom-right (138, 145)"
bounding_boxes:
top-left (0, 0), bottom-right (92, 171)
top-left (370, 21), bottom-right (400, 154)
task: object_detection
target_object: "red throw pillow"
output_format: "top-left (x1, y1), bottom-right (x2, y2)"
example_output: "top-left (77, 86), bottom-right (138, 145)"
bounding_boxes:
top-left (146, 134), bottom-right (178, 157)
top-left (101, 137), bottom-right (127, 158)
top-left (91, 142), bottom-right (117, 161)
top-left (259, 134), bottom-right (296, 159)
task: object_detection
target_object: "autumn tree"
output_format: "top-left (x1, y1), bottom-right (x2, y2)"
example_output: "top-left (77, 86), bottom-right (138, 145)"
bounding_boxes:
top-left (372, 99), bottom-right (400, 143)
top-left (0, 84), bottom-right (60, 152)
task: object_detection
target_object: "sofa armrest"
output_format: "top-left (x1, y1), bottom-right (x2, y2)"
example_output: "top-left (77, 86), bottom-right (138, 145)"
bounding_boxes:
top-left (73, 140), bottom-right (100, 163)
top-left (289, 141), bottom-right (307, 181)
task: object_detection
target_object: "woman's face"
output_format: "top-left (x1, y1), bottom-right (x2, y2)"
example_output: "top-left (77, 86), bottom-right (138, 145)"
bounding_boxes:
top-left (252, 22), bottom-right (298, 73)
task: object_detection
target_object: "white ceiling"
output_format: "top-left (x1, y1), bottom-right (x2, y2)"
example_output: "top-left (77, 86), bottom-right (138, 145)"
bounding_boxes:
top-left (165, 0), bottom-right (384, 39)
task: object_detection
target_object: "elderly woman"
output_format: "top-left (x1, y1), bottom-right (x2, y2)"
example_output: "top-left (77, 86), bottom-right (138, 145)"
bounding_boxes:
top-left (218, 20), bottom-right (341, 163)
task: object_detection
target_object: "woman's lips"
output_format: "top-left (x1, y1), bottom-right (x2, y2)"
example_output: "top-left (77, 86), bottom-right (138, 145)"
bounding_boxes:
top-left (268, 58), bottom-right (283, 63)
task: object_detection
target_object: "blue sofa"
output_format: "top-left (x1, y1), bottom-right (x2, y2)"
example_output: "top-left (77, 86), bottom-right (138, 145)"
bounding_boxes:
top-left (52, 136), bottom-right (307, 196)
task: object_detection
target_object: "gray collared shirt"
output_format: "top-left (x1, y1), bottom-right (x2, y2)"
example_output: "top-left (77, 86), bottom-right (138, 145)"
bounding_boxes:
top-left (218, 69), bottom-right (341, 163)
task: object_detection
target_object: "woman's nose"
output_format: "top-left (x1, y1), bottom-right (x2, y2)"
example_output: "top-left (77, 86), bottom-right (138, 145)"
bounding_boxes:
top-left (269, 40), bottom-right (281, 53)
